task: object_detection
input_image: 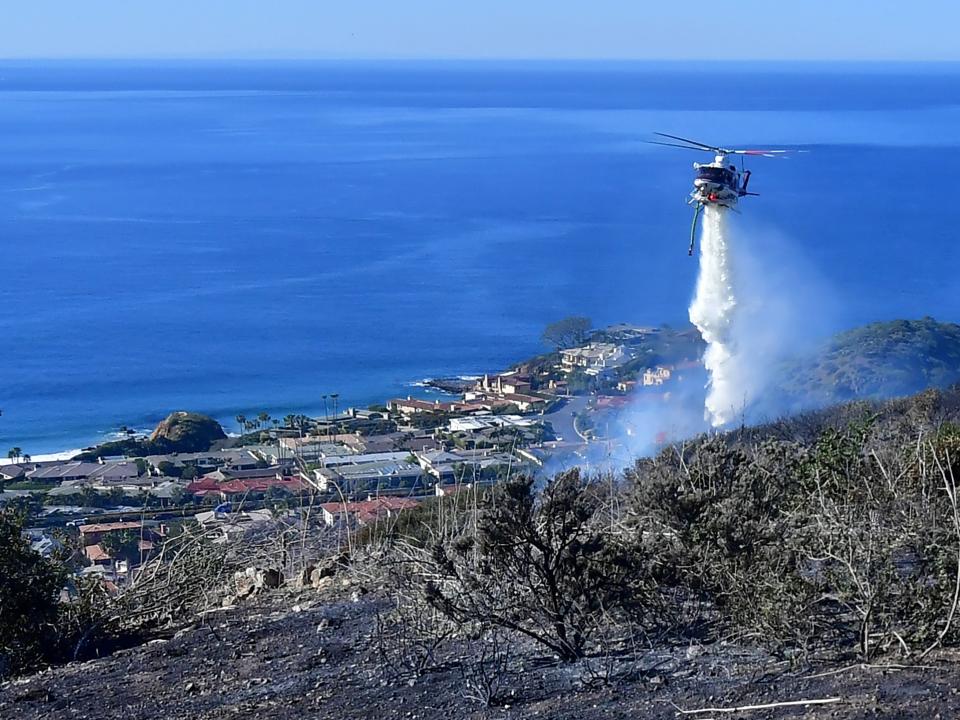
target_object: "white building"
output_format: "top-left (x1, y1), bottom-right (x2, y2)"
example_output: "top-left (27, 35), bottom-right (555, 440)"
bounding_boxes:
top-left (642, 366), bottom-right (673, 386)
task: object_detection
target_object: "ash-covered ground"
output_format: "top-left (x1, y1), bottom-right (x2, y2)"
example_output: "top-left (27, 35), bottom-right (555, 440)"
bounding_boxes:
top-left (3, 581), bottom-right (960, 720)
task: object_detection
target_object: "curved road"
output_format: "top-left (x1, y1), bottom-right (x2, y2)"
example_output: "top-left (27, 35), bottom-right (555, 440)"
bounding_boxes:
top-left (539, 396), bottom-right (590, 443)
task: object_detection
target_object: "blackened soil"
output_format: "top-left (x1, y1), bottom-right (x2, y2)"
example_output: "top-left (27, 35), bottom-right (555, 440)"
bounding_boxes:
top-left (3, 590), bottom-right (960, 719)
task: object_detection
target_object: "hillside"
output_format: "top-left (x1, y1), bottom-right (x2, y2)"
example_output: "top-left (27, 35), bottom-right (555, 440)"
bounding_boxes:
top-left (780, 317), bottom-right (960, 406)
top-left (9, 386), bottom-right (960, 717)
top-left (10, 387), bottom-right (960, 717)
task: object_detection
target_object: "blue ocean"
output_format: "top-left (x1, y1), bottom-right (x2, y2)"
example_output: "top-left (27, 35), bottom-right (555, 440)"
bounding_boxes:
top-left (1, 60), bottom-right (959, 454)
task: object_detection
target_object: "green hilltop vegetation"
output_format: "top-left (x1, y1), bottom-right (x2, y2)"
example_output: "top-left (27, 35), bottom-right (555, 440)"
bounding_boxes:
top-left (781, 317), bottom-right (960, 406)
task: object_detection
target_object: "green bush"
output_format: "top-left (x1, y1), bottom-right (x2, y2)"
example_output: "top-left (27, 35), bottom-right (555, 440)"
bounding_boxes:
top-left (0, 509), bottom-right (67, 677)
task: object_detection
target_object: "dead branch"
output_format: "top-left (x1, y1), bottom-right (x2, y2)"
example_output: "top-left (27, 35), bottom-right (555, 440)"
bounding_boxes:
top-left (673, 696), bottom-right (842, 715)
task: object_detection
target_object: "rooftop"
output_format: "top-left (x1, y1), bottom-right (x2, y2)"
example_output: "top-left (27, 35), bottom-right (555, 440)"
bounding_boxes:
top-left (78, 520), bottom-right (147, 534)
top-left (319, 497), bottom-right (419, 516)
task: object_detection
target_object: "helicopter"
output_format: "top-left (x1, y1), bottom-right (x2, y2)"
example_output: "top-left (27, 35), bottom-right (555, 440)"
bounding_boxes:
top-left (649, 132), bottom-right (790, 255)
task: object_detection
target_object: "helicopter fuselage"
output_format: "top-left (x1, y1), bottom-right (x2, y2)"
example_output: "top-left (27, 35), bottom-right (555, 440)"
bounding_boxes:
top-left (689, 153), bottom-right (749, 209)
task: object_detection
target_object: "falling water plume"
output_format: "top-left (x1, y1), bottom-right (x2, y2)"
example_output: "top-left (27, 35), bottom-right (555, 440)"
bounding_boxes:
top-left (689, 206), bottom-right (739, 426)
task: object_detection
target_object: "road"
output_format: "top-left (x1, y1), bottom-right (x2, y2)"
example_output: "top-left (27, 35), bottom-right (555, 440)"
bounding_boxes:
top-left (539, 395), bottom-right (590, 443)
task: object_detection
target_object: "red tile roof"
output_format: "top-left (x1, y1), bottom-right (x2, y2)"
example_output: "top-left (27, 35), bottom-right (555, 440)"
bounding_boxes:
top-left (187, 476), bottom-right (304, 496)
top-left (320, 496), bottom-right (419, 517)
top-left (78, 521), bottom-right (143, 534)
top-left (84, 544), bottom-right (111, 562)
top-left (217, 478), bottom-right (304, 494)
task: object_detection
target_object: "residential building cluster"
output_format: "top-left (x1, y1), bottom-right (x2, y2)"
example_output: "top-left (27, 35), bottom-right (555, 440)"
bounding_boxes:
top-left (3, 322), bottom-right (699, 594)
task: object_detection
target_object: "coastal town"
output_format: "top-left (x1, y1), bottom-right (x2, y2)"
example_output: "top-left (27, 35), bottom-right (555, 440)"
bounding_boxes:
top-left (0, 321), bottom-right (703, 589)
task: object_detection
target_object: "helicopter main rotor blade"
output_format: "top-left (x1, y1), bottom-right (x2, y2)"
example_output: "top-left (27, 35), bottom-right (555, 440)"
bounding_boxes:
top-left (653, 132), bottom-right (719, 152)
top-left (731, 149), bottom-right (791, 157)
top-left (646, 140), bottom-right (711, 152)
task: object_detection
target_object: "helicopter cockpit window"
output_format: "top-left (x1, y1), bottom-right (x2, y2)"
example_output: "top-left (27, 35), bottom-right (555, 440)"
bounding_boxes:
top-left (696, 166), bottom-right (733, 184)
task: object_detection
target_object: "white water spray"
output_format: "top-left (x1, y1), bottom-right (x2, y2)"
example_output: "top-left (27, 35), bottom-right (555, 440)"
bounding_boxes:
top-left (689, 206), bottom-right (740, 426)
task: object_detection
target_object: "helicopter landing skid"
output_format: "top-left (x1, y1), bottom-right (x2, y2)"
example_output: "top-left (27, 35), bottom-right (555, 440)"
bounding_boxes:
top-left (689, 203), bottom-right (702, 256)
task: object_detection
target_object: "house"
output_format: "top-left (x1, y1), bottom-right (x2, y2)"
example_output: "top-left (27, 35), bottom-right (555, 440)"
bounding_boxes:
top-left (194, 508), bottom-right (274, 541)
top-left (0, 463), bottom-right (27, 481)
top-left (394, 434), bottom-right (444, 453)
top-left (387, 397), bottom-right (490, 416)
top-left (318, 497), bottom-right (419, 528)
top-left (500, 393), bottom-right (548, 412)
top-left (642, 366), bottom-right (673, 386)
top-left (83, 538), bottom-right (156, 576)
top-left (84, 544), bottom-right (114, 567)
top-left (415, 449), bottom-right (521, 482)
top-left (23, 528), bottom-right (62, 558)
top-left (78, 520), bottom-right (164, 549)
top-left (617, 379), bottom-right (638, 393)
top-left (28, 461), bottom-right (108, 483)
top-left (476, 373), bottom-right (533, 396)
top-left (28, 460), bottom-right (140, 484)
top-left (312, 458), bottom-right (423, 494)
top-left (603, 323), bottom-right (660, 340)
top-left (414, 450), bottom-right (463, 475)
top-left (143, 449), bottom-right (260, 476)
top-left (388, 397), bottom-right (446, 415)
top-left (149, 479), bottom-right (188, 501)
top-left (316, 451), bottom-right (412, 469)
top-left (560, 343), bottom-right (627, 373)
top-left (201, 466), bottom-right (290, 483)
top-left (278, 437), bottom-right (355, 462)
top-left (547, 378), bottom-right (569, 395)
top-left (185, 473), bottom-right (304, 498)
top-left (596, 395), bottom-right (631, 410)
top-left (448, 417), bottom-right (494, 433)
top-left (92, 475), bottom-right (160, 494)
top-left (435, 482), bottom-right (491, 497)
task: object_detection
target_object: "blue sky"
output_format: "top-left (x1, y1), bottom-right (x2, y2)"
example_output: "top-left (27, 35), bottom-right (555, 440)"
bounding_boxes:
top-left (3, 1), bottom-right (958, 61)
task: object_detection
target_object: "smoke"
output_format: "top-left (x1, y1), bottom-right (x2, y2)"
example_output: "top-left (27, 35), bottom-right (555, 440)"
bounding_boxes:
top-left (688, 206), bottom-right (837, 427)
top-left (689, 206), bottom-right (740, 426)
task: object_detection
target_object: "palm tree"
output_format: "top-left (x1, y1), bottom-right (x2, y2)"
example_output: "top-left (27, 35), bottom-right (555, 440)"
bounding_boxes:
top-left (257, 412), bottom-right (271, 428)
top-left (22, 454), bottom-right (31, 464)
top-left (7, 447), bottom-right (21, 463)
top-left (235, 414), bottom-right (247, 438)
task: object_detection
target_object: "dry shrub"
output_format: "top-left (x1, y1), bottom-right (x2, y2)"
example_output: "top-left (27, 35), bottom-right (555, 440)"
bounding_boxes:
top-left (400, 470), bottom-right (656, 662)
top-left (629, 407), bottom-right (960, 662)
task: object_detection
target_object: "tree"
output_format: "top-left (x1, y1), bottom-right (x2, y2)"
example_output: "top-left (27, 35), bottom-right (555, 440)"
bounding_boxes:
top-left (235, 414), bottom-right (247, 438)
top-left (419, 470), bottom-right (649, 662)
top-left (99, 529), bottom-right (141, 564)
top-left (541, 316), bottom-right (592, 350)
top-left (7, 447), bottom-right (22, 463)
top-left (156, 460), bottom-right (180, 478)
top-left (0, 509), bottom-right (65, 677)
